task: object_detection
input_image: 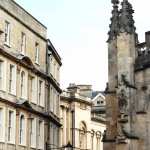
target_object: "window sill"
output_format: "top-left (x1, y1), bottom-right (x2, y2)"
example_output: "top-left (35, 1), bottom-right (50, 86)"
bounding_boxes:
top-left (4, 43), bottom-right (11, 48)
top-left (0, 140), bottom-right (5, 143)
top-left (35, 62), bottom-right (40, 66)
top-left (30, 145), bottom-right (36, 149)
top-left (20, 96), bottom-right (27, 100)
top-left (0, 89), bottom-right (6, 93)
top-left (37, 147), bottom-right (44, 150)
top-left (20, 51), bottom-right (26, 56)
top-left (8, 92), bottom-right (16, 97)
top-left (38, 104), bottom-right (45, 108)
top-left (31, 101), bottom-right (37, 105)
top-left (19, 144), bottom-right (27, 147)
top-left (7, 141), bottom-right (15, 145)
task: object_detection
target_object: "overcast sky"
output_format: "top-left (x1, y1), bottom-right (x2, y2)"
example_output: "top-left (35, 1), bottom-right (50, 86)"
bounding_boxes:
top-left (15, 0), bottom-right (150, 91)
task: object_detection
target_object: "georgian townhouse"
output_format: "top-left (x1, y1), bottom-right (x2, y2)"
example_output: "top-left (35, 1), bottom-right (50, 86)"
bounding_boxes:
top-left (0, 0), bottom-right (62, 150)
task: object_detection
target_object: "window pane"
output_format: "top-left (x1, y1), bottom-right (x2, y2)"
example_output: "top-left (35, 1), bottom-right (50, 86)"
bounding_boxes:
top-left (35, 43), bottom-right (39, 63)
top-left (9, 64), bottom-right (16, 94)
top-left (0, 109), bottom-right (2, 138)
top-left (20, 115), bottom-right (25, 144)
top-left (5, 21), bottom-right (10, 44)
top-left (21, 33), bottom-right (26, 54)
top-left (8, 111), bottom-right (13, 141)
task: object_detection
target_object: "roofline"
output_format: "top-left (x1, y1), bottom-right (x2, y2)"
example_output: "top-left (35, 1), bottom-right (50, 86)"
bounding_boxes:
top-left (60, 95), bottom-right (92, 106)
top-left (47, 39), bottom-right (62, 66)
top-left (12, 0), bottom-right (47, 29)
top-left (92, 93), bottom-right (105, 102)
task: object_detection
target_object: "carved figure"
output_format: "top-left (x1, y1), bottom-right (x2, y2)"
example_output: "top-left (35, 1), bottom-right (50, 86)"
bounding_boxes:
top-left (118, 89), bottom-right (128, 113)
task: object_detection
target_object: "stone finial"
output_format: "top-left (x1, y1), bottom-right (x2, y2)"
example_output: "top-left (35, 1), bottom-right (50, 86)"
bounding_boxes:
top-left (111, 0), bottom-right (119, 5)
top-left (107, 0), bottom-right (120, 42)
top-left (119, 0), bottom-right (136, 33)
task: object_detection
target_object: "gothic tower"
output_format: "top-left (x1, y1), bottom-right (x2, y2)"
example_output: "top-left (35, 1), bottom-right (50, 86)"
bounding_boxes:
top-left (104, 0), bottom-right (140, 149)
top-left (116, 0), bottom-right (139, 149)
top-left (104, 1), bottom-right (119, 149)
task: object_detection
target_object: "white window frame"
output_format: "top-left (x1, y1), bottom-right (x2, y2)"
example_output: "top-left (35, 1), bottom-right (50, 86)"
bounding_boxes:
top-left (9, 64), bottom-right (16, 95)
top-left (7, 109), bottom-right (16, 144)
top-left (0, 61), bottom-right (3, 90)
top-left (50, 86), bottom-right (53, 112)
top-left (57, 65), bottom-right (60, 83)
top-left (30, 118), bottom-right (36, 148)
top-left (30, 75), bottom-right (37, 104)
top-left (0, 59), bottom-right (6, 91)
top-left (19, 113), bottom-right (26, 146)
top-left (38, 79), bottom-right (45, 107)
top-left (50, 57), bottom-right (53, 75)
top-left (0, 107), bottom-right (5, 142)
top-left (20, 70), bottom-right (27, 99)
top-left (38, 120), bottom-right (44, 149)
top-left (21, 32), bottom-right (26, 55)
top-left (35, 43), bottom-right (39, 64)
top-left (4, 21), bottom-right (10, 46)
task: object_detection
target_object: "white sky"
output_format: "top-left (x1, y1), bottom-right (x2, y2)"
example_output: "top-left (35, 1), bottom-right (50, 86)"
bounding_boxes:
top-left (15, 0), bottom-right (150, 91)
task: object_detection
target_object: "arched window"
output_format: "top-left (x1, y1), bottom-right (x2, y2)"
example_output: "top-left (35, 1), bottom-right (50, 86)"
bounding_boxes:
top-left (21, 71), bottom-right (25, 98)
top-left (79, 122), bottom-right (87, 149)
top-left (19, 115), bottom-right (25, 145)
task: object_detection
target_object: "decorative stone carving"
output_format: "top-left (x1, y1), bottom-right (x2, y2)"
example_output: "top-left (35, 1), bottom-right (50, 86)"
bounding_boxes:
top-left (107, 0), bottom-right (120, 42)
top-left (118, 89), bottom-right (128, 114)
top-left (119, 0), bottom-right (136, 34)
top-left (117, 74), bottom-right (129, 114)
top-left (117, 123), bottom-right (127, 143)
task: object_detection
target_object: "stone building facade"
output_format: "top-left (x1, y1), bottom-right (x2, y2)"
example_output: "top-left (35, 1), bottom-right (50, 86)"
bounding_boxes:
top-left (0, 0), bottom-right (61, 150)
top-left (60, 84), bottom-right (106, 150)
top-left (104, 0), bottom-right (150, 150)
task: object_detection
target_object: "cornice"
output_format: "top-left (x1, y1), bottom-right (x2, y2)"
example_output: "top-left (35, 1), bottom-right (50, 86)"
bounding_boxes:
top-left (47, 39), bottom-right (62, 66)
top-left (0, 45), bottom-right (62, 93)
top-left (0, 97), bottom-right (61, 127)
top-left (0, 5), bottom-right (47, 42)
top-left (60, 95), bottom-right (92, 106)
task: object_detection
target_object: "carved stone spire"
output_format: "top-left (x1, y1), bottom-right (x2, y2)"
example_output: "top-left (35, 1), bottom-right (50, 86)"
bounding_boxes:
top-left (119, 0), bottom-right (136, 33)
top-left (107, 0), bottom-right (120, 42)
